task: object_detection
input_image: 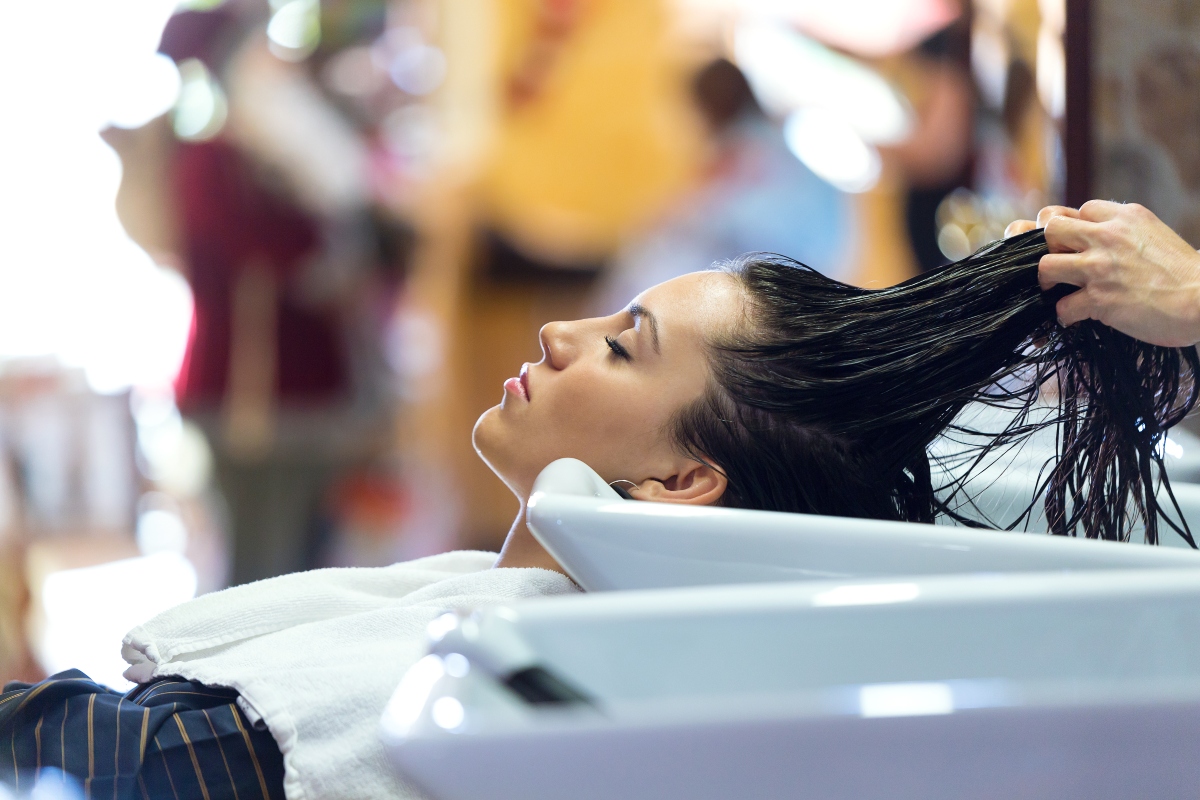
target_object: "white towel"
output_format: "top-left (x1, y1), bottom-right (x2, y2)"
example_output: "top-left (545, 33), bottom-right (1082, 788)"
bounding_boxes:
top-left (121, 551), bottom-right (579, 800)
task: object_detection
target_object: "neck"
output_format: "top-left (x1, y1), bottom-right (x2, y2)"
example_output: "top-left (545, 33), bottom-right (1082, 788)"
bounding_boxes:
top-left (493, 499), bottom-right (567, 574)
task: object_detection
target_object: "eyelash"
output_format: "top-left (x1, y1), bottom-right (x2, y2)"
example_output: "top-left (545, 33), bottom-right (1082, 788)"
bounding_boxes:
top-left (605, 335), bottom-right (631, 361)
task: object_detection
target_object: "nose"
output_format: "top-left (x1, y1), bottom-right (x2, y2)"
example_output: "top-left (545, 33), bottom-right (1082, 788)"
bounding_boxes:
top-left (538, 320), bottom-right (573, 370)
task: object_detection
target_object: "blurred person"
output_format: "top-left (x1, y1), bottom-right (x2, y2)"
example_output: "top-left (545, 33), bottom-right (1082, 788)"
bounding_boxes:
top-left (160, 12), bottom-right (401, 586)
top-left (448, 0), bottom-right (706, 548)
top-left (592, 57), bottom-right (856, 314)
top-left (886, 19), bottom-right (975, 271)
top-left (5, 224), bottom-right (1197, 798)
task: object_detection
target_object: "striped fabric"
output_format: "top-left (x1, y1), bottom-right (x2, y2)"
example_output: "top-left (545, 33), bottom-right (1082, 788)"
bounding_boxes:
top-left (0, 670), bottom-right (284, 800)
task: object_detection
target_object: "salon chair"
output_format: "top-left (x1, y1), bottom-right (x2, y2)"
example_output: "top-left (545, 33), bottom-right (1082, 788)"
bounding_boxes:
top-left (384, 569), bottom-right (1200, 800)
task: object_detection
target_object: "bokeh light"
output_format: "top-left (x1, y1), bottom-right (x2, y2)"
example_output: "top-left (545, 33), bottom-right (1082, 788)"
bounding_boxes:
top-left (784, 108), bottom-right (882, 193)
top-left (0, 0), bottom-right (194, 395)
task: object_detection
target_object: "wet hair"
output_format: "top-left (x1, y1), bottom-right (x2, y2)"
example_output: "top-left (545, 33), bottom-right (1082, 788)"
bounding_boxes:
top-left (673, 229), bottom-right (1200, 545)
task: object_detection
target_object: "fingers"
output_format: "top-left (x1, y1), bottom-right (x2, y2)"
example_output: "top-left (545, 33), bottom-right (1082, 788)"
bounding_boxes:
top-left (1038, 252), bottom-right (1090, 291)
top-left (1055, 287), bottom-right (1095, 328)
top-left (1036, 205), bottom-right (1080, 227)
top-left (1005, 219), bottom-right (1036, 238)
top-left (1078, 199), bottom-right (1124, 222)
top-left (1043, 214), bottom-right (1097, 253)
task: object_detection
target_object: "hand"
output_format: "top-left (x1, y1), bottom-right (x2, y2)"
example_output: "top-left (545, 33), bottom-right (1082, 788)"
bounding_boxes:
top-left (1007, 201), bottom-right (1200, 347)
top-left (1004, 218), bottom-right (1037, 238)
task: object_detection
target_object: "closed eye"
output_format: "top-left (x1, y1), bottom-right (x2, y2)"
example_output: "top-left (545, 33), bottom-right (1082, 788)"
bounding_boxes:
top-left (605, 335), bottom-right (632, 361)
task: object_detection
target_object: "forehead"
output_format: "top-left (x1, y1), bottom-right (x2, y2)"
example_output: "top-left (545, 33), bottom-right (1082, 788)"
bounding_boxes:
top-left (633, 270), bottom-right (745, 345)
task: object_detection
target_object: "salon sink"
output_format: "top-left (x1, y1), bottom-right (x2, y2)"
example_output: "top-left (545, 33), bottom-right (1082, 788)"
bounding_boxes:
top-left (526, 458), bottom-right (1200, 592)
top-left (383, 569), bottom-right (1200, 800)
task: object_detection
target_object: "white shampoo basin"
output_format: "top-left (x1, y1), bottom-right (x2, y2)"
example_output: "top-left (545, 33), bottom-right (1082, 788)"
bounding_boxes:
top-left (527, 458), bottom-right (1200, 591)
top-left (384, 569), bottom-right (1200, 800)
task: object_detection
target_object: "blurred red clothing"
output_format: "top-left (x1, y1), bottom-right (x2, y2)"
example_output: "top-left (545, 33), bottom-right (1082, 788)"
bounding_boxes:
top-left (172, 139), bottom-right (348, 409)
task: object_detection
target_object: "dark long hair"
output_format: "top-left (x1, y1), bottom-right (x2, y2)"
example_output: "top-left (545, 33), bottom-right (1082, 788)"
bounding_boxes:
top-left (673, 229), bottom-right (1200, 545)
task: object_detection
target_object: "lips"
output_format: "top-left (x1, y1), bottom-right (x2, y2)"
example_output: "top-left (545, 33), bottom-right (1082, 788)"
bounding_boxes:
top-left (519, 364), bottom-right (531, 400)
top-left (503, 364), bottom-right (531, 402)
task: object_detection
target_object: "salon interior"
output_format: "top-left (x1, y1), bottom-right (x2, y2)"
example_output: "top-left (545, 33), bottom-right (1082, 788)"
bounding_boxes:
top-left (4, 0), bottom-right (1200, 797)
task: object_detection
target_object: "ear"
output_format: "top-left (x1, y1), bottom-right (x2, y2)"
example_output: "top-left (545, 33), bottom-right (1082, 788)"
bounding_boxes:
top-left (629, 459), bottom-right (728, 506)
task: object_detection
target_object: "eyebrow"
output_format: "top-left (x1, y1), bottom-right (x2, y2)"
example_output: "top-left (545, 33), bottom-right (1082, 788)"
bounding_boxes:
top-left (628, 303), bottom-right (661, 354)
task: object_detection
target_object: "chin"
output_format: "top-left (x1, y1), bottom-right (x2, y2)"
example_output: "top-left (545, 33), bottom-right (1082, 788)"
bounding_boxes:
top-left (472, 407), bottom-right (530, 497)
top-left (471, 406), bottom-right (500, 460)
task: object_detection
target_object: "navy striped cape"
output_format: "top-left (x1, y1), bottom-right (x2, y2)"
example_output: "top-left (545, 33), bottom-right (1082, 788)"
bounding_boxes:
top-left (0, 670), bottom-right (284, 800)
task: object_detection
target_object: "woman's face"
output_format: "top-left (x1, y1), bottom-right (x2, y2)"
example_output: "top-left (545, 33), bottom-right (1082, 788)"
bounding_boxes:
top-left (473, 270), bottom-right (746, 499)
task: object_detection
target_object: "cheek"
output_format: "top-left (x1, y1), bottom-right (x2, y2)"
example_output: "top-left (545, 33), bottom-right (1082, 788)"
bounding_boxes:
top-left (537, 368), bottom-right (677, 468)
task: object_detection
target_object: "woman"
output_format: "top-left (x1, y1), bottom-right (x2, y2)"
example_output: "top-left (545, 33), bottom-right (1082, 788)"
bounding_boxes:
top-left (3, 227), bottom-right (1196, 800)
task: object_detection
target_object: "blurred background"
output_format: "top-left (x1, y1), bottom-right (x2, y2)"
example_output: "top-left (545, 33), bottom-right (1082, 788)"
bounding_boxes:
top-left (2, 0), bottom-right (1184, 689)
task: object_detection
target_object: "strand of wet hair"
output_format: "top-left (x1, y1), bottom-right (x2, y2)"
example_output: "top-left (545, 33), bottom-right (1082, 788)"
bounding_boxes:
top-left (709, 229), bottom-right (1199, 544)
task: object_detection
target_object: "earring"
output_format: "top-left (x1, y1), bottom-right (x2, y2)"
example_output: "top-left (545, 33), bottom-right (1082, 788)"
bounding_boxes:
top-left (608, 479), bottom-right (638, 500)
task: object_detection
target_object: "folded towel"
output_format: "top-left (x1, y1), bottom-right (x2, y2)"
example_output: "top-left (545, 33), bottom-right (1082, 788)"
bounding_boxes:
top-left (122, 551), bottom-right (579, 800)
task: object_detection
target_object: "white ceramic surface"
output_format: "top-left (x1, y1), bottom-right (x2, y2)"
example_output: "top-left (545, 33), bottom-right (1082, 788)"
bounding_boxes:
top-left (527, 458), bottom-right (1200, 591)
top-left (385, 569), bottom-right (1200, 800)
